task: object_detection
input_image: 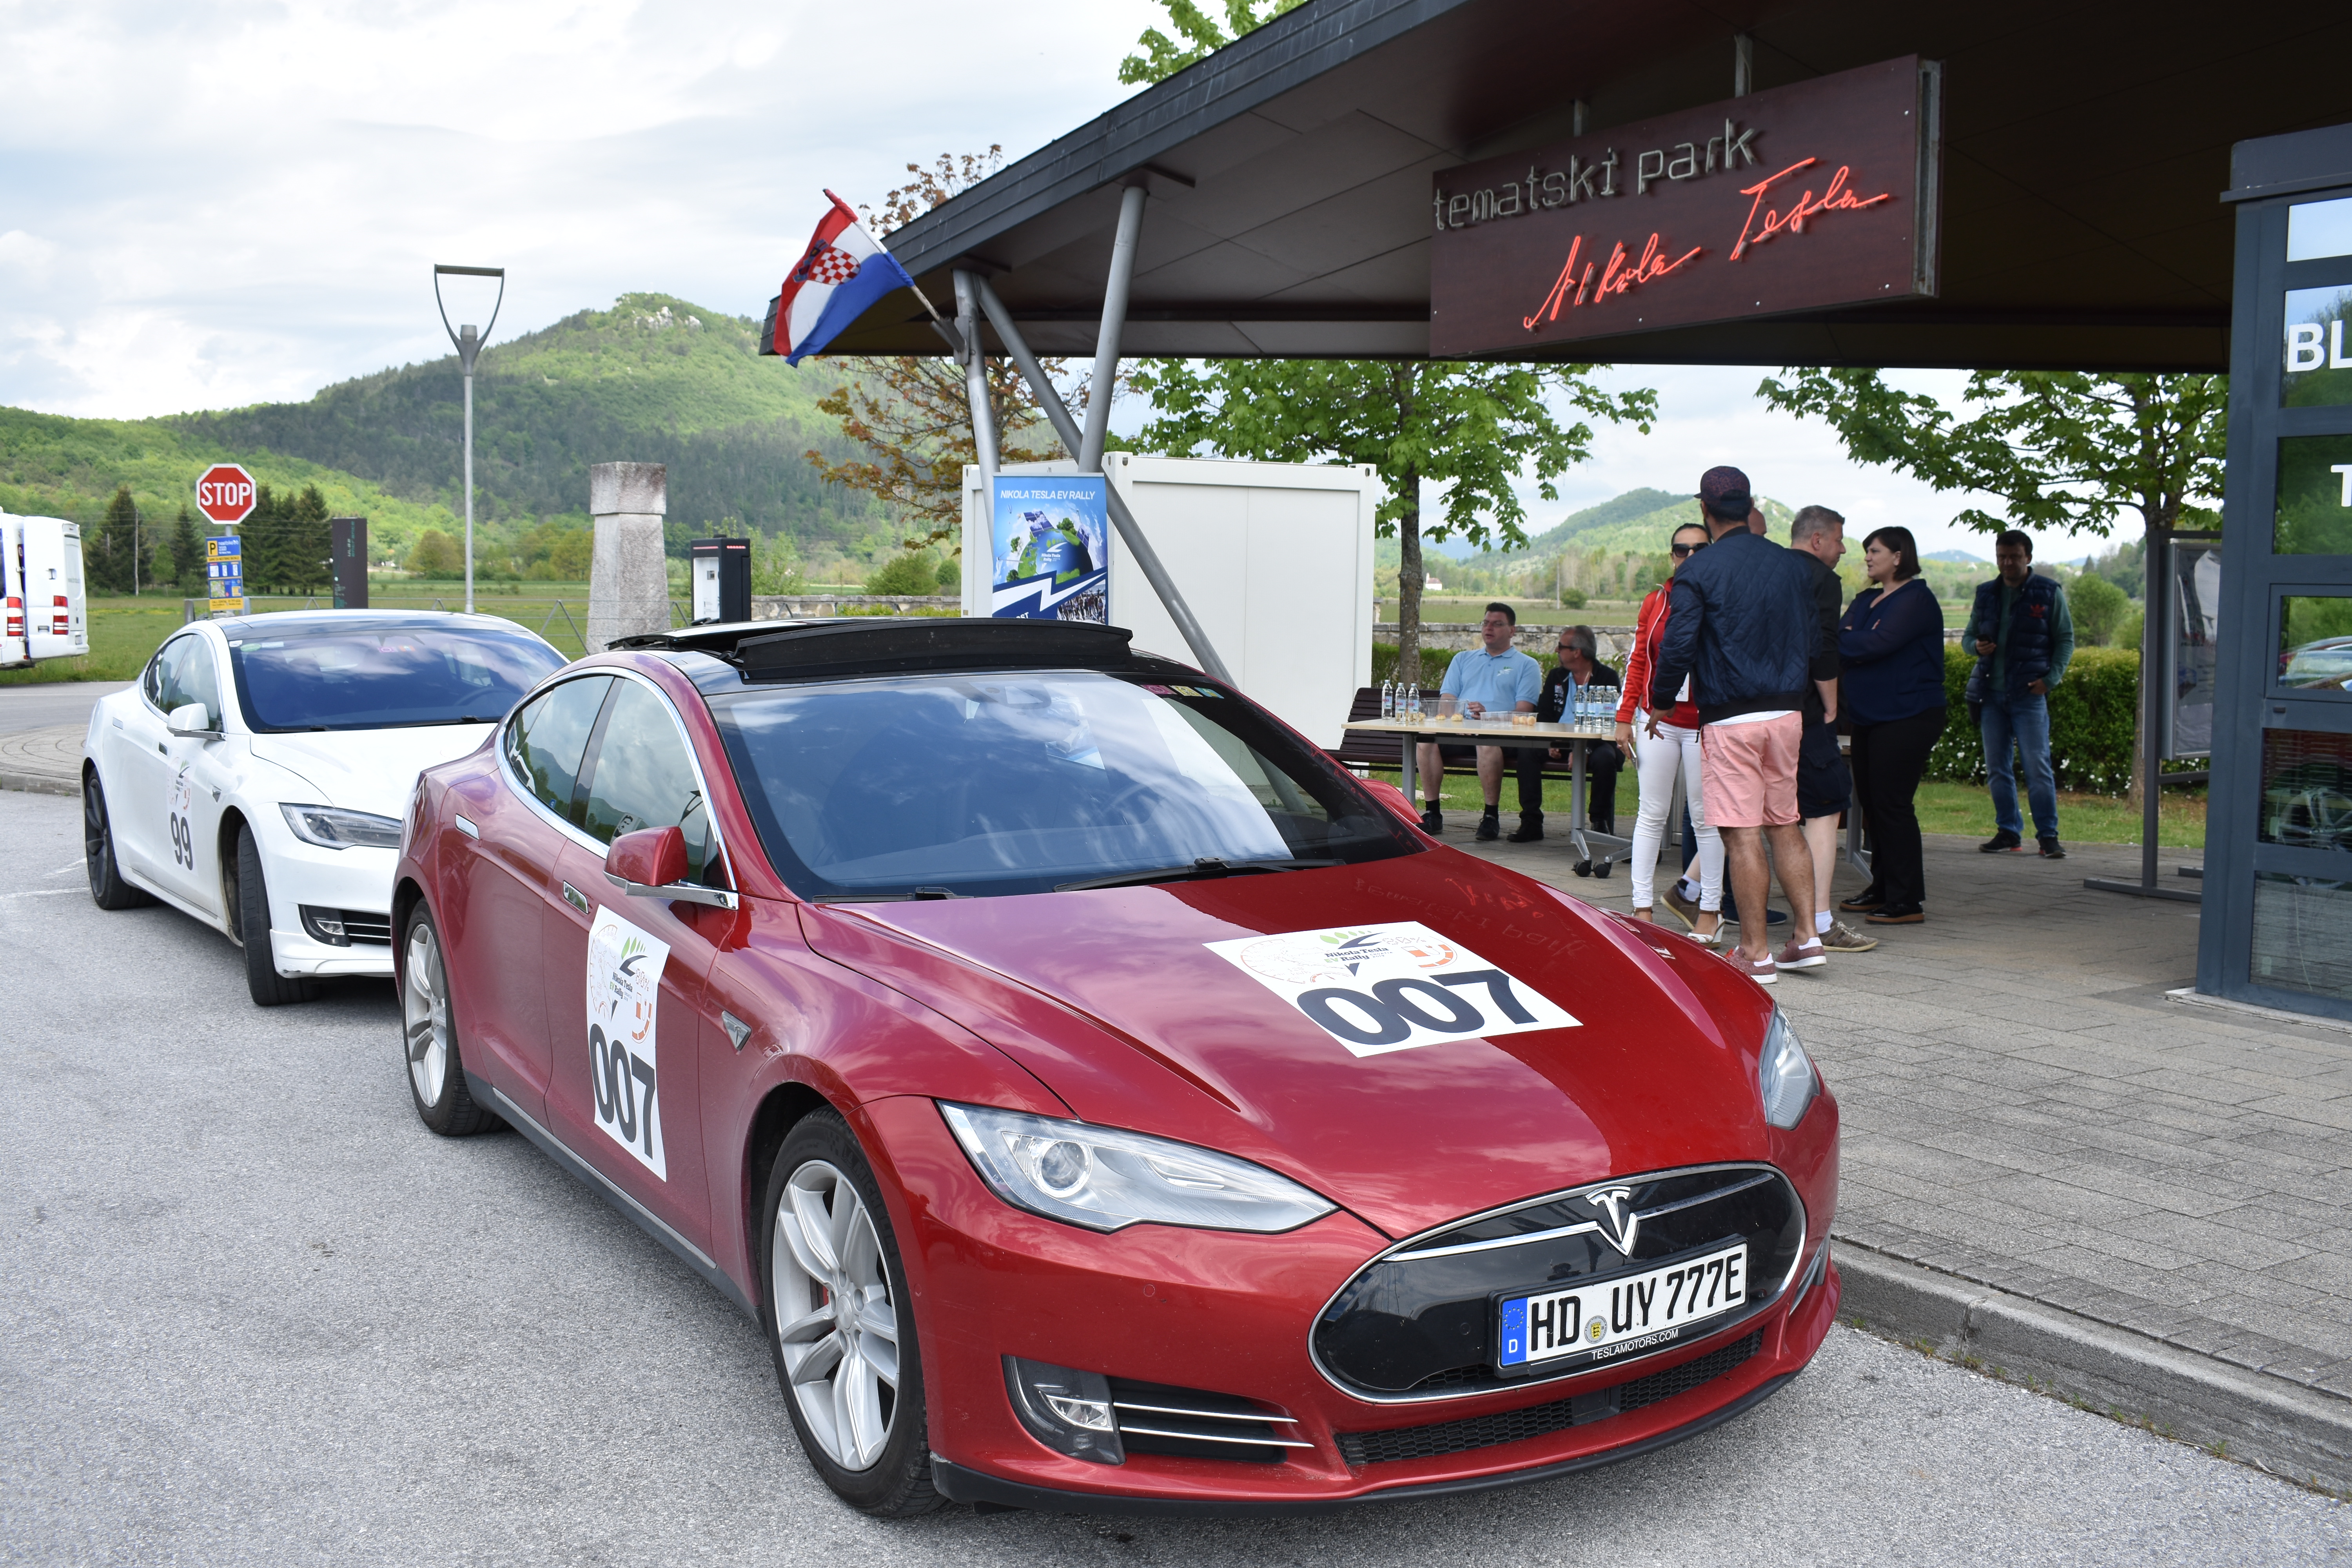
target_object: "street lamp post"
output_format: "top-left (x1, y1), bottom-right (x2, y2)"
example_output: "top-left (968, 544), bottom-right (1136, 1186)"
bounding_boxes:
top-left (432, 263), bottom-right (505, 614)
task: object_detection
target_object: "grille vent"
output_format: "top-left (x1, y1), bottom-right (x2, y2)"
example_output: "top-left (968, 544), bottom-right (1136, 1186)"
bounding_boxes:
top-left (1335, 1332), bottom-right (1761, 1467)
top-left (1107, 1378), bottom-right (1311, 1465)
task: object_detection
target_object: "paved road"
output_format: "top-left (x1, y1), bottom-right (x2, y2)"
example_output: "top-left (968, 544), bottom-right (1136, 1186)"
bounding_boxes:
top-left (2, 789), bottom-right (2345, 1567)
top-left (0, 680), bottom-right (131, 735)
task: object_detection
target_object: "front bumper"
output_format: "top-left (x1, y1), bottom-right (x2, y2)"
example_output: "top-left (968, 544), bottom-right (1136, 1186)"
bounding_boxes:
top-left (255, 824), bottom-right (398, 977)
top-left (861, 1097), bottom-right (1843, 1511)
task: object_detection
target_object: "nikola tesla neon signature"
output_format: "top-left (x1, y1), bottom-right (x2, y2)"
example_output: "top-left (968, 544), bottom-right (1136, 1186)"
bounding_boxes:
top-left (1520, 156), bottom-right (1895, 332)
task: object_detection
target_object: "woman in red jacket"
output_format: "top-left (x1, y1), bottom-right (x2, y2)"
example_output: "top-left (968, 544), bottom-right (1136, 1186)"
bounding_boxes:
top-left (1615, 522), bottom-right (1724, 941)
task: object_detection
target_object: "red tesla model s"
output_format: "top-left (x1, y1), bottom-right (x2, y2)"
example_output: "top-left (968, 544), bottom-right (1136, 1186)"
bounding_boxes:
top-left (392, 618), bottom-right (1839, 1517)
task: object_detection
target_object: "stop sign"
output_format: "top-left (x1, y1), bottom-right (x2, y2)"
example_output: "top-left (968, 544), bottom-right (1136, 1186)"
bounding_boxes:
top-left (195, 463), bottom-right (258, 526)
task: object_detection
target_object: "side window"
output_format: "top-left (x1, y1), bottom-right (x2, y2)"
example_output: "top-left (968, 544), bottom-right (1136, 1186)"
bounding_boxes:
top-left (151, 635), bottom-right (220, 728)
top-left (143, 643), bottom-right (169, 706)
top-left (579, 681), bottom-right (719, 883)
top-left (506, 676), bottom-right (612, 823)
top-left (178, 641), bottom-right (224, 730)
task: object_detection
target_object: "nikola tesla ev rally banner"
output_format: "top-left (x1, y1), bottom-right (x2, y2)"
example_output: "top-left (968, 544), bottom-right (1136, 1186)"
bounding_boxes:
top-left (991, 475), bottom-right (1109, 624)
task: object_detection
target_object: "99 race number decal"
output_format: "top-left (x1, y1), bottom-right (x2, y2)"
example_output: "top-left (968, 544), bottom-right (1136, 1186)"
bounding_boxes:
top-left (165, 768), bottom-right (196, 870)
top-left (586, 906), bottom-right (670, 1180)
top-left (1204, 921), bottom-right (1579, 1057)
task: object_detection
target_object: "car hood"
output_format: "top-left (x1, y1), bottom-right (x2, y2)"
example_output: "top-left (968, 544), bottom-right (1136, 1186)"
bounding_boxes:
top-left (799, 850), bottom-right (1775, 1240)
top-left (245, 726), bottom-right (495, 818)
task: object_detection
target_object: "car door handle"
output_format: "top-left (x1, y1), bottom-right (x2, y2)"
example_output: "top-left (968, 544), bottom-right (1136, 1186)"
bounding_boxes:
top-left (562, 882), bottom-right (590, 914)
top-left (156, 743), bottom-right (168, 756)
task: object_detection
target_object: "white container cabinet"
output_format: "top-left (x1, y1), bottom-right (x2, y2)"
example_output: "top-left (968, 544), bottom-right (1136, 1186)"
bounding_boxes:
top-left (964, 455), bottom-right (1379, 750)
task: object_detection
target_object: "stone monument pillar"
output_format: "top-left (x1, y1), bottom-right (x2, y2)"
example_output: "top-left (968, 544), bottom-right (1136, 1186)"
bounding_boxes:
top-left (585, 462), bottom-right (669, 651)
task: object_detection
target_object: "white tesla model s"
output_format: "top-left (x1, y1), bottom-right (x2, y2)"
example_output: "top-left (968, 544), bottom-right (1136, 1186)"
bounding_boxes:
top-left (82, 609), bottom-right (567, 1004)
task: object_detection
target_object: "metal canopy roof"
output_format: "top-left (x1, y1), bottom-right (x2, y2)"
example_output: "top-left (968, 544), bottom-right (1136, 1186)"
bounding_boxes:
top-left (827, 0), bottom-right (2352, 371)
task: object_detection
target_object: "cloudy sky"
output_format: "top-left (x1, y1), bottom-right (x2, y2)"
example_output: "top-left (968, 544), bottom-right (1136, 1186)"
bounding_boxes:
top-left (3, 0), bottom-right (2029, 559)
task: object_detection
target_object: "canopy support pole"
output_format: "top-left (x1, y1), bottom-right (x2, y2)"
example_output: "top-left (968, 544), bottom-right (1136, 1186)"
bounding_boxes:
top-left (970, 272), bottom-right (1234, 686)
top-left (950, 270), bottom-right (998, 497)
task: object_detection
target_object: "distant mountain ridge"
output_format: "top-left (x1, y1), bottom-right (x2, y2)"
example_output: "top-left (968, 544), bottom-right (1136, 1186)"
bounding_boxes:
top-left (0, 293), bottom-right (898, 570)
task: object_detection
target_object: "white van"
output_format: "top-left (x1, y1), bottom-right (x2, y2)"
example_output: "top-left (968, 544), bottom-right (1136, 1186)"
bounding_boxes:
top-left (3, 515), bottom-right (90, 667)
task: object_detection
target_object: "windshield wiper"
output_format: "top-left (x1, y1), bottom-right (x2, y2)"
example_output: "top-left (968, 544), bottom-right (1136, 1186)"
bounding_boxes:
top-left (1055, 857), bottom-right (1340, 893)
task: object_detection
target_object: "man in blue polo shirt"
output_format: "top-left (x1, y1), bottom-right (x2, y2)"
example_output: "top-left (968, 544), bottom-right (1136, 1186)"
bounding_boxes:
top-left (1416, 602), bottom-right (1543, 840)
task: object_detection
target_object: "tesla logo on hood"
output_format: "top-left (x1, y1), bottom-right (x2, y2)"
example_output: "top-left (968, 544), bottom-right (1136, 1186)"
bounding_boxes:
top-left (1588, 1187), bottom-right (1639, 1256)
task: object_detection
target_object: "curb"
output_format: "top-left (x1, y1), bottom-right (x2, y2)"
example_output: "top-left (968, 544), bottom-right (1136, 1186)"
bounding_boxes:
top-left (0, 769), bottom-right (76, 797)
top-left (1835, 1238), bottom-right (2352, 1491)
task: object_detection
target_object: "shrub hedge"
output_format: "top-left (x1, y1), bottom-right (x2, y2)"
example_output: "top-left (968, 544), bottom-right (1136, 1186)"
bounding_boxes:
top-left (1925, 643), bottom-right (2143, 795)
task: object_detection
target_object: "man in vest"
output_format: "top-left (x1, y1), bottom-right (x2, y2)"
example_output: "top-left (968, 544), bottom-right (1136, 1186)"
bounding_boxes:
top-left (1965, 530), bottom-right (2075, 857)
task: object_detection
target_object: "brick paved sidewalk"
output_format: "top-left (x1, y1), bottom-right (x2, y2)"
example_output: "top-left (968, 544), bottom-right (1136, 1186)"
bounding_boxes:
top-left (1455, 818), bottom-right (2352, 1410)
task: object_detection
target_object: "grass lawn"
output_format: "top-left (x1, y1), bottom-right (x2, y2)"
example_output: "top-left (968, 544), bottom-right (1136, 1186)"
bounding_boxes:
top-left (1361, 766), bottom-right (2205, 848)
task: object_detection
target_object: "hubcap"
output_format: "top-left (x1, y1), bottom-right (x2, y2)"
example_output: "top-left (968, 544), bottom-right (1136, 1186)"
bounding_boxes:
top-left (771, 1159), bottom-right (900, 1470)
top-left (403, 923), bottom-right (450, 1106)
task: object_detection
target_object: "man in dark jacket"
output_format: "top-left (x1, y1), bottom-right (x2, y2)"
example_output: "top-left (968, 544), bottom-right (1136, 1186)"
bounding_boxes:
top-left (1648, 467), bottom-right (1824, 984)
top-left (1964, 530), bottom-right (2075, 857)
top-left (1512, 625), bottom-right (1621, 842)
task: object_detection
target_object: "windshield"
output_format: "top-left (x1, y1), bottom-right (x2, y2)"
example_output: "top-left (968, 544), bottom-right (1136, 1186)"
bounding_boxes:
top-left (227, 619), bottom-right (567, 732)
top-left (712, 669), bottom-right (1419, 899)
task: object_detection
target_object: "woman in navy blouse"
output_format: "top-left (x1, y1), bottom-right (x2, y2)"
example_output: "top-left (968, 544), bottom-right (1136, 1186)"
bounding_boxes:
top-left (1835, 526), bottom-right (1949, 925)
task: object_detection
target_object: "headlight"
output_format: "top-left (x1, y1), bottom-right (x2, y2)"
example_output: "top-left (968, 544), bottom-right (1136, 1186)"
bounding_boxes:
top-left (1760, 1009), bottom-right (1819, 1129)
top-left (280, 803), bottom-right (404, 850)
top-left (938, 1102), bottom-right (1335, 1234)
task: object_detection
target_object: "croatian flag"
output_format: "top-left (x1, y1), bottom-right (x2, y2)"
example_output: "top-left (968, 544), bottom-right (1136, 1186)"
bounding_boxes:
top-left (760, 191), bottom-right (917, 363)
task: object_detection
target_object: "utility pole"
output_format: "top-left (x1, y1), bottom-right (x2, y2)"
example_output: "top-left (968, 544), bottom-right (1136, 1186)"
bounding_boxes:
top-left (433, 264), bottom-right (506, 614)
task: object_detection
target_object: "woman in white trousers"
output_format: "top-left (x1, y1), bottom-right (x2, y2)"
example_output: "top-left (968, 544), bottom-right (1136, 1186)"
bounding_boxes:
top-left (1615, 522), bottom-right (1724, 942)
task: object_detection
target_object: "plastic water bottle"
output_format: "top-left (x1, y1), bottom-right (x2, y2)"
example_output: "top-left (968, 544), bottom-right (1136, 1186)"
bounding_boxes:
top-left (1380, 679), bottom-right (1394, 719)
top-left (1406, 682), bottom-right (1421, 719)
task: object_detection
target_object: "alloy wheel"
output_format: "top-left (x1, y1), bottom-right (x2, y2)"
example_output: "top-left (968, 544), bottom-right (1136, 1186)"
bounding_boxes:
top-left (403, 920), bottom-right (451, 1106)
top-left (771, 1159), bottom-right (901, 1470)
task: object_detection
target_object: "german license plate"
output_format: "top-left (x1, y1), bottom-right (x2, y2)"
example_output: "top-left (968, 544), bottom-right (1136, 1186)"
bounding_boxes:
top-left (1496, 1241), bottom-right (1748, 1371)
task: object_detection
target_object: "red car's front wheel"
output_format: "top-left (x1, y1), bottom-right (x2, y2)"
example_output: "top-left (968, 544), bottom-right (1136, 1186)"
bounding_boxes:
top-left (760, 1111), bottom-right (940, 1516)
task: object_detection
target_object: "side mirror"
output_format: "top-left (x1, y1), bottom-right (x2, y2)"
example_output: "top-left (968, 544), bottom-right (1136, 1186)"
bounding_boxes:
top-left (604, 825), bottom-right (736, 909)
top-left (167, 703), bottom-right (219, 738)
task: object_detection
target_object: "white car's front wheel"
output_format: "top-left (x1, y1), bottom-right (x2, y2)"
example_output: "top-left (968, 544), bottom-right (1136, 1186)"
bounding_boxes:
top-left (234, 825), bottom-right (317, 1007)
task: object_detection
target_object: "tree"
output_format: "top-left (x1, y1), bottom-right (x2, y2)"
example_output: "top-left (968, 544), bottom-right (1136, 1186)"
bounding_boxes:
top-left (1116, 4), bottom-right (1652, 684)
top-left (1134, 361), bottom-right (1654, 684)
top-left (1755, 368), bottom-right (2227, 799)
top-left (805, 151), bottom-right (1072, 554)
top-left (2068, 572), bottom-right (2131, 647)
top-left (864, 552), bottom-right (945, 596)
top-left (284, 484), bottom-right (332, 593)
top-left (82, 486), bottom-right (140, 595)
top-left (408, 529), bottom-right (464, 578)
top-left (1119, 0), bottom-right (1304, 84)
top-left (169, 503), bottom-right (202, 591)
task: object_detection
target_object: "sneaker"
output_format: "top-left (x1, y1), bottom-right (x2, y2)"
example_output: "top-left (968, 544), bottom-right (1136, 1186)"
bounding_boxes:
top-left (1820, 919), bottom-right (1879, 952)
top-left (1727, 949), bottom-right (1779, 985)
top-left (1475, 808), bottom-right (1501, 842)
top-left (1838, 887), bottom-right (1886, 913)
top-left (1865, 902), bottom-right (1926, 925)
top-left (1661, 884), bottom-right (1702, 931)
top-left (2038, 836), bottom-right (2067, 859)
top-left (1419, 806), bottom-right (1443, 835)
top-left (1773, 937), bottom-right (1828, 971)
top-left (1506, 813), bottom-right (1544, 844)
top-left (1979, 829), bottom-right (2023, 853)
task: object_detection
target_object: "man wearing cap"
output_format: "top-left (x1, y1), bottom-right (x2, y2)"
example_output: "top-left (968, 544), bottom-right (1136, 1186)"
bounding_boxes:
top-left (1646, 467), bottom-right (1826, 984)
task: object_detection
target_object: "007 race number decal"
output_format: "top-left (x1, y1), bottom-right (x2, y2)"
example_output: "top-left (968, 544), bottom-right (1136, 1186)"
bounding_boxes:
top-left (1204, 920), bottom-right (1579, 1057)
top-left (586, 905), bottom-right (670, 1180)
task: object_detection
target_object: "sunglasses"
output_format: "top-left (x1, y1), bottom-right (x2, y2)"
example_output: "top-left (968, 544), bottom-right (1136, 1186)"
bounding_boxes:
top-left (1671, 540), bottom-right (1708, 558)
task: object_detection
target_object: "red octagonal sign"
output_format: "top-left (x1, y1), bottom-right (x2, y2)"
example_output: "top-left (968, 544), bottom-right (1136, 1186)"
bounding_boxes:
top-left (194, 463), bottom-right (258, 526)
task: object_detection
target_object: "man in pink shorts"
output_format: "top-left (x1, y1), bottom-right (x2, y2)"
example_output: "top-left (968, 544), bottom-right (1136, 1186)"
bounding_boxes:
top-left (1645, 467), bottom-right (1827, 983)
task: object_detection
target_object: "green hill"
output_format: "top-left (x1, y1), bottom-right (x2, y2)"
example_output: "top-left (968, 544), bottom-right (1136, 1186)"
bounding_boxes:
top-left (0, 293), bottom-right (900, 577)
